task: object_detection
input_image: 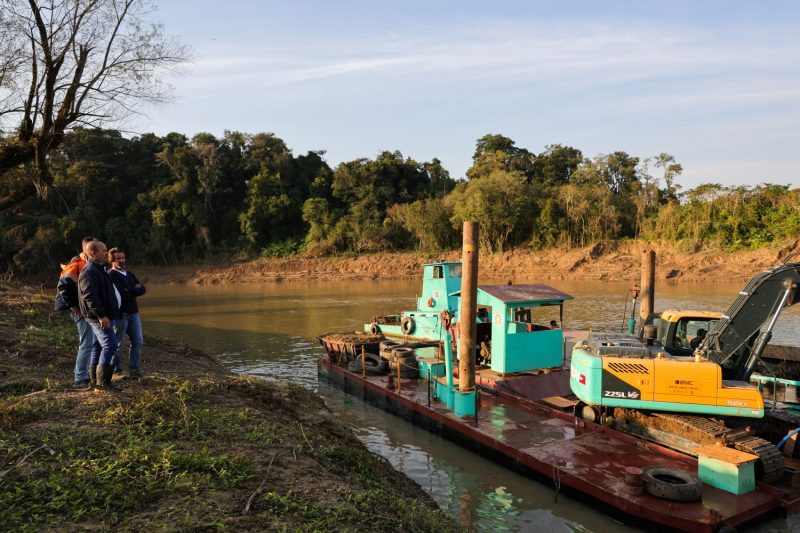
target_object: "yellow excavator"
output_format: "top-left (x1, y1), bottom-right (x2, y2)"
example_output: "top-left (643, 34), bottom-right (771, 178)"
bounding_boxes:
top-left (570, 259), bottom-right (800, 481)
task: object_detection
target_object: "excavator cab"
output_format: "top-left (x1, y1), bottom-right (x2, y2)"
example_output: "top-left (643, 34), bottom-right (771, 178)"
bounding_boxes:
top-left (641, 310), bottom-right (721, 356)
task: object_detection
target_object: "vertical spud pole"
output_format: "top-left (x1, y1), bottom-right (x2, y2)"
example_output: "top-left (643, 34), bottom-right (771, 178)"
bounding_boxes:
top-left (640, 247), bottom-right (656, 323)
top-left (459, 222), bottom-right (478, 392)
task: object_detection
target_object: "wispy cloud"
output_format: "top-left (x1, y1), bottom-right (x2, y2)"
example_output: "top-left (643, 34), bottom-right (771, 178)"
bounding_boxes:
top-left (149, 9), bottom-right (800, 188)
top-left (182, 21), bottom-right (798, 91)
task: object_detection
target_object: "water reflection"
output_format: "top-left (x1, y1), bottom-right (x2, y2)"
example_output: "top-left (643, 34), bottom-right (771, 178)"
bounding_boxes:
top-left (140, 279), bottom-right (799, 531)
top-left (318, 382), bottom-right (616, 532)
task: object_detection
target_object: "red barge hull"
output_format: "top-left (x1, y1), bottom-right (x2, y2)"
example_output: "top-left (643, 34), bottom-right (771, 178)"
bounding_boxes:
top-left (318, 354), bottom-right (797, 531)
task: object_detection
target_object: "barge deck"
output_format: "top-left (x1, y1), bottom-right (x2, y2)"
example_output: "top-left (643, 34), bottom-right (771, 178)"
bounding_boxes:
top-left (318, 353), bottom-right (798, 531)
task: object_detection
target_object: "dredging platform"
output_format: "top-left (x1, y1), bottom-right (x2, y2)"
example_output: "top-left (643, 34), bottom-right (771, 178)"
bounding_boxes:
top-left (321, 224), bottom-right (800, 531)
top-left (318, 333), bottom-right (800, 531)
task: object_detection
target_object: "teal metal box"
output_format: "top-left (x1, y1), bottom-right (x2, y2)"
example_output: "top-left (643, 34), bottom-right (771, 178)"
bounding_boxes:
top-left (696, 445), bottom-right (757, 495)
top-left (418, 359), bottom-right (446, 379)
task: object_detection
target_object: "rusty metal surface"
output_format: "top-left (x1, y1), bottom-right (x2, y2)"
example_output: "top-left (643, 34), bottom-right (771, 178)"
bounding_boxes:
top-left (477, 369), bottom-right (572, 402)
top-left (318, 353), bottom-right (785, 531)
top-left (477, 284), bottom-right (574, 303)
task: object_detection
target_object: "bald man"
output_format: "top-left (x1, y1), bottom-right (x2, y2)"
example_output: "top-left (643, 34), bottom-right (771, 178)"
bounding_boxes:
top-left (78, 240), bottom-right (122, 392)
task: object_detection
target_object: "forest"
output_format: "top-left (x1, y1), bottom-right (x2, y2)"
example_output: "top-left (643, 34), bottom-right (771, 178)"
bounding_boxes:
top-left (1, 128), bottom-right (799, 275)
top-left (2, 2), bottom-right (798, 276)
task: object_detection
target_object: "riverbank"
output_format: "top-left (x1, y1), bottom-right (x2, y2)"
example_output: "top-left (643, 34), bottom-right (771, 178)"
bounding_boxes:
top-left (0, 283), bottom-right (460, 531)
top-left (138, 240), bottom-right (799, 285)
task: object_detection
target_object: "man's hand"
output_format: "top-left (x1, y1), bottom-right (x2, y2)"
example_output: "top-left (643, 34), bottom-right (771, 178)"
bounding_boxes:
top-left (99, 317), bottom-right (111, 330)
top-left (70, 306), bottom-right (80, 316)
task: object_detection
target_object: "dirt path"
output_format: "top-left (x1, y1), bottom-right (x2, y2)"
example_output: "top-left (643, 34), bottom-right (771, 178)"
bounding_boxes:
top-left (139, 240), bottom-right (800, 285)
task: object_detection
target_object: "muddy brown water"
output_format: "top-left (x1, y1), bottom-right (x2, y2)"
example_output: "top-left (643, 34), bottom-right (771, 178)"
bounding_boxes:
top-left (140, 280), bottom-right (799, 532)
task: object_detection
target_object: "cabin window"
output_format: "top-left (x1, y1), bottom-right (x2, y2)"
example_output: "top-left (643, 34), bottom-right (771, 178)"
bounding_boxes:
top-left (448, 264), bottom-right (462, 278)
top-left (508, 305), bottom-right (562, 332)
top-left (675, 318), bottom-right (718, 350)
top-left (433, 266), bottom-right (443, 279)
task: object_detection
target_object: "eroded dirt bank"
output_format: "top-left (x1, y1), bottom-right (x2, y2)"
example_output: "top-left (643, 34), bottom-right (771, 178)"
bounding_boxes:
top-left (142, 240), bottom-right (800, 285)
top-left (0, 284), bottom-right (460, 531)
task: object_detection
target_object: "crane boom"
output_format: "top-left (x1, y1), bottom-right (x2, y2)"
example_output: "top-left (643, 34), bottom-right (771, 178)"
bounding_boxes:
top-left (704, 261), bottom-right (800, 381)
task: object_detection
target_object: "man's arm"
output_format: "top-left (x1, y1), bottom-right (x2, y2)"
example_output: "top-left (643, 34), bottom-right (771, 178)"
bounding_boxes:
top-left (56, 276), bottom-right (80, 313)
top-left (129, 272), bottom-right (146, 296)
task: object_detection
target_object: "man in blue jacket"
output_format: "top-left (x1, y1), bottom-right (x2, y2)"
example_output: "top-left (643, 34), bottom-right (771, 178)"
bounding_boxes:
top-left (107, 247), bottom-right (146, 378)
top-left (78, 240), bottom-right (122, 392)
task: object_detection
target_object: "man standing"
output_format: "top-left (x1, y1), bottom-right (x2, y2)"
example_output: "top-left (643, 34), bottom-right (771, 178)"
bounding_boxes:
top-left (78, 240), bottom-right (122, 392)
top-left (108, 248), bottom-right (146, 378)
top-left (54, 236), bottom-right (96, 389)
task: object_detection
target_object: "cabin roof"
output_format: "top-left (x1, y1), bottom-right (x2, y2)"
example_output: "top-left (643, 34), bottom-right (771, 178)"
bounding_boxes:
top-left (423, 261), bottom-right (461, 267)
top-left (473, 284), bottom-right (574, 304)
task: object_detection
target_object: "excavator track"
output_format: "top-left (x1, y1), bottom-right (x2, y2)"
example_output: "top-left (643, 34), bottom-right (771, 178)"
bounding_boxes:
top-left (732, 435), bottom-right (784, 483)
top-left (612, 409), bottom-right (784, 482)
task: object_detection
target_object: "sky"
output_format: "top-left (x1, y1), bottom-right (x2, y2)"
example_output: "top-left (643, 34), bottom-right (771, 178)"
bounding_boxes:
top-left (138, 0), bottom-right (800, 189)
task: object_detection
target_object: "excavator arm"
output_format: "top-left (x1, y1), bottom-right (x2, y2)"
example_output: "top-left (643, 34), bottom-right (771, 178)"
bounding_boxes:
top-left (704, 261), bottom-right (800, 381)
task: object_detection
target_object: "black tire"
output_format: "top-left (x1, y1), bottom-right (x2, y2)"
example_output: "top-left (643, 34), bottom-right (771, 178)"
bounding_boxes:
top-left (392, 347), bottom-right (415, 359)
top-left (380, 344), bottom-right (404, 359)
top-left (401, 316), bottom-right (415, 335)
top-left (349, 353), bottom-right (388, 375)
top-left (370, 324), bottom-right (380, 335)
top-left (641, 466), bottom-right (702, 502)
top-left (380, 340), bottom-right (401, 352)
top-left (369, 357), bottom-right (388, 375)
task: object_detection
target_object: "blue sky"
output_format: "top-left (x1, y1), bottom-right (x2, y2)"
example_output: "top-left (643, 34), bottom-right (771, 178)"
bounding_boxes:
top-left (141, 1), bottom-right (800, 189)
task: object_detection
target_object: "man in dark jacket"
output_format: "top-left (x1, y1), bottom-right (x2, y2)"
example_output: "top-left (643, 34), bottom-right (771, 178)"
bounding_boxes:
top-left (55, 236), bottom-right (96, 389)
top-left (108, 247), bottom-right (146, 377)
top-left (78, 240), bottom-right (122, 392)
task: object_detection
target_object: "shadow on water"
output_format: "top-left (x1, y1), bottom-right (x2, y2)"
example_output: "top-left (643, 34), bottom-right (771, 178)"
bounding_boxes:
top-left (140, 279), bottom-right (799, 532)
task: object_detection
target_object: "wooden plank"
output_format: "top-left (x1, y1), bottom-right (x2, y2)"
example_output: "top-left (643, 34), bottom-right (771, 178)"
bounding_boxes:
top-left (542, 396), bottom-right (578, 409)
top-left (696, 445), bottom-right (758, 465)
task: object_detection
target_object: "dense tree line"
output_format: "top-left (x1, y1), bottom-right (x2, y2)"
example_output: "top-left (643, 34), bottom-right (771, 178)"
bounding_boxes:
top-left (1, 128), bottom-right (798, 275)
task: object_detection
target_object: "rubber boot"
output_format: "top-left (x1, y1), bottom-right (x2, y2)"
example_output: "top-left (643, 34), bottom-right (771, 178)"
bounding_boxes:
top-left (89, 364), bottom-right (98, 389)
top-left (95, 365), bottom-right (122, 393)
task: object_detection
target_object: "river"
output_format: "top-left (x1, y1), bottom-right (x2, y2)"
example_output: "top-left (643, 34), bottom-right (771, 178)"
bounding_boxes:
top-left (139, 279), bottom-right (799, 532)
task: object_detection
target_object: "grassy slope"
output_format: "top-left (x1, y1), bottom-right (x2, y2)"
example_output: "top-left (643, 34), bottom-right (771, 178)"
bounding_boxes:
top-left (0, 283), bottom-right (461, 532)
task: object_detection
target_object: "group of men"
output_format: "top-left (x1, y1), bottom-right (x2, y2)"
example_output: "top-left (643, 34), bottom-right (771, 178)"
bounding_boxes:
top-left (55, 237), bottom-right (146, 392)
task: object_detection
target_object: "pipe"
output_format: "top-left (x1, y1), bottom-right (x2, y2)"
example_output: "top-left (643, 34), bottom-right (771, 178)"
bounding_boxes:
top-left (427, 368), bottom-right (431, 407)
top-left (777, 428), bottom-right (800, 450)
top-left (474, 391), bottom-right (479, 428)
top-left (458, 221), bottom-right (479, 392)
top-left (444, 330), bottom-right (454, 390)
top-left (640, 247), bottom-right (656, 322)
top-left (628, 294), bottom-right (638, 335)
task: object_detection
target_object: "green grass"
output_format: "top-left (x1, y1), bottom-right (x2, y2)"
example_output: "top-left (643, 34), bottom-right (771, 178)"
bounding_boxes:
top-left (0, 379), bottom-right (256, 530)
top-left (0, 291), bottom-right (462, 532)
top-left (17, 311), bottom-right (76, 351)
top-left (0, 395), bottom-right (70, 429)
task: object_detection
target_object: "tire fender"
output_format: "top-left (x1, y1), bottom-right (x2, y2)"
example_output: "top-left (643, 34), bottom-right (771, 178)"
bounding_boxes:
top-left (401, 316), bottom-right (415, 335)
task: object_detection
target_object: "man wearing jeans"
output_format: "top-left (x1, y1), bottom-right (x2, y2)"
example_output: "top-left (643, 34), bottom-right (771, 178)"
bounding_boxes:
top-left (78, 240), bottom-right (122, 392)
top-left (55, 236), bottom-right (96, 389)
top-left (107, 248), bottom-right (146, 377)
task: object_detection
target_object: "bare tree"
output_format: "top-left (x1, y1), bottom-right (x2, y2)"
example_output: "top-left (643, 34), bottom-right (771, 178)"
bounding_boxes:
top-left (0, 0), bottom-right (188, 211)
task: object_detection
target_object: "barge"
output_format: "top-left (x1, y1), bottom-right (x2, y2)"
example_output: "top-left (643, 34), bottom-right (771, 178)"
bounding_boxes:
top-left (319, 257), bottom-right (800, 530)
top-left (317, 340), bottom-right (798, 531)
